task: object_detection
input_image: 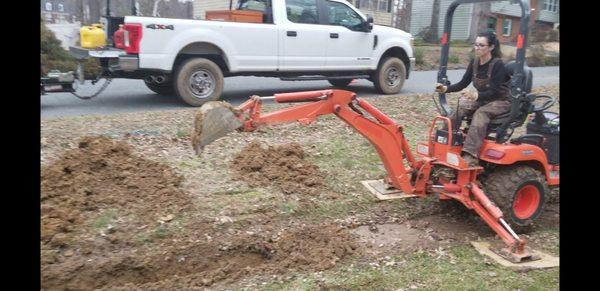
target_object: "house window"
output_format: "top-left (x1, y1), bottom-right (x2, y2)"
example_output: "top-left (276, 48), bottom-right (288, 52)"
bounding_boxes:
top-left (544, 0), bottom-right (559, 12)
top-left (487, 17), bottom-right (497, 32)
top-left (378, 0), bottom-right (388, 12)
top-left (502, 18), bottom-right (512, 36)
top-left (58, 4), bottom-right (64, 12)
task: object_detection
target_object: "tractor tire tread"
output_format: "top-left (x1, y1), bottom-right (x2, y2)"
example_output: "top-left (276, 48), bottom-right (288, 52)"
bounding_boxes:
top-left (481, 165), bottom-right (548, 233)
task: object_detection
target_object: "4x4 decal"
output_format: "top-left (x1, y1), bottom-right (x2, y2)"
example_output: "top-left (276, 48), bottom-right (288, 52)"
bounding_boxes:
top-left (146, 24), bottom-right (174, 30)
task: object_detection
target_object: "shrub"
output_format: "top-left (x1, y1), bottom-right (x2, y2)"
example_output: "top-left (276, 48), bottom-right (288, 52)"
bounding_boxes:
top-left (41, 20), bottom-right (102, 79)
top-left (414, 47), bottom-right (425, 65)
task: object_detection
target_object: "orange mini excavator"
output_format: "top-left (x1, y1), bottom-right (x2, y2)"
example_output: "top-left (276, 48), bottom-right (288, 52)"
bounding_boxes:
top-left (193, 0), bottom-right (559, 263)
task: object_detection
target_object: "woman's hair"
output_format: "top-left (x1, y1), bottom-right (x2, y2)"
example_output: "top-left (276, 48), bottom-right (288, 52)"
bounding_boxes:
top-left (477, 31), bottom-right (502, 58)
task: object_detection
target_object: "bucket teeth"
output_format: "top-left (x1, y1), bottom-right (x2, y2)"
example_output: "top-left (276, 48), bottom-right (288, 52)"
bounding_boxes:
top-left (191, 101), bottom-right (243, 154)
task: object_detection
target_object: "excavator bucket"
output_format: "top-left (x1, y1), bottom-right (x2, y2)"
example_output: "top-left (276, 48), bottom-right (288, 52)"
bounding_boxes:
top-left (191, 101), bottom-right (243, 154)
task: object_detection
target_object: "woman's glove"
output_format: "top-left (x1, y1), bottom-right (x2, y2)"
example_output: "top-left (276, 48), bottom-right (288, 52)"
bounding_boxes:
top-left (435, 83), bottom-right (447, 93)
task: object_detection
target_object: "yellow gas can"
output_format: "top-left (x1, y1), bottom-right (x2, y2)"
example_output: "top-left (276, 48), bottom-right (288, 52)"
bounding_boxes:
top-left (80, 24), bottom-right (106, 48)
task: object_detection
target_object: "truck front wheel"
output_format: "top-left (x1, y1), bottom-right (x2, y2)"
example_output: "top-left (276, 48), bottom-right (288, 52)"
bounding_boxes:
top-left (174, 58), bottom-right (224, 107)
top-left (372, 57), bottom-right (406, 94)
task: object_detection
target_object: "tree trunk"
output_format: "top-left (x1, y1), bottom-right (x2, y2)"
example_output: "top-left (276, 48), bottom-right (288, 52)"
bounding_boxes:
top-left (397, 0), bottom-right (412, 32)
top-left (152, 0), bottom-right (161, 17)
top-left (88, 0), bottom-right (102, 24)
top-left (469, 2), bottom-right (491, 42)
top-left (77, 0), bottom-right (84, 24)
top-left (428, 0), bottom-right (441, 42)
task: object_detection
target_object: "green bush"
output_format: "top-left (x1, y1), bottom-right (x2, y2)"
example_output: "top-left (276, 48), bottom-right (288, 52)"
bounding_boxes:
top-left (544, 56), bottom-right (560, 66)
top-left (449, 40), bottom-right (471, 47)
top-left (448, 55), bottom-right (460, 63)
top-left (526, 44), bottom-right (546, 67)
top-left (41, 20), bottom-right (102, 79)
top-left (547, 29), bottom-right (559, 42)
top-left (413, 39), bottom-right (426, 46)
top-left (414, 47), bottom-right (425, 65)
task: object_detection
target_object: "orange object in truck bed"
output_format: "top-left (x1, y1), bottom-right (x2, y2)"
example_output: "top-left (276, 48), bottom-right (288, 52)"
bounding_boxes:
top-left (205, 10), bottom-right (263, 23)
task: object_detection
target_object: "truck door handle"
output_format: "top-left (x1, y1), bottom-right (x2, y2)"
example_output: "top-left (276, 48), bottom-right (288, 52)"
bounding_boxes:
top-left (287, 31), bottom-right (297, 37)
top-left (330, 33), bottom-right (339, 39)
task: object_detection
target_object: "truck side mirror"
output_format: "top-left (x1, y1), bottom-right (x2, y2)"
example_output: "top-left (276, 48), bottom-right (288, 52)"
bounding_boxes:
top-left (365, 15), bottom-right (374, 32)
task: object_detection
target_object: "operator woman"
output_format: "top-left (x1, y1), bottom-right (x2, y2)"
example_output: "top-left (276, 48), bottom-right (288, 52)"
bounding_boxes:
top-left (435, 31), bottom-right (511, 167)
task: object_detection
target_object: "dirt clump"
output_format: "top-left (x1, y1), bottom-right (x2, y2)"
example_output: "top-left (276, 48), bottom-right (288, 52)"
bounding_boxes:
top-left (95, 224), bottom-right (360, 290)
top-left (230, 141), bottom-right (326, 195)
top-left (41, 136), bottom-right (191, 249)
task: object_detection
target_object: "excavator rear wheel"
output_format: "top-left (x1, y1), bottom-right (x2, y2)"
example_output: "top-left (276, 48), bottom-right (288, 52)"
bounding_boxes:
top-left (482, 165), bottom-right (547, 233)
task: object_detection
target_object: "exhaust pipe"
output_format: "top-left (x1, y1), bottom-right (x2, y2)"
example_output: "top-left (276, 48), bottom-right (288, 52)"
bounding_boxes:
top-left (145, 76), bottom-right (156, 83)
top-left (155, 75), bottom-right (166, 84)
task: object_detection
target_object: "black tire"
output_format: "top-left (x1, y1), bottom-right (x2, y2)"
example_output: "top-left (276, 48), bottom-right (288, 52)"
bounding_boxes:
top-left (174, 58), bottom-right (224, 107)
top-left (482, 165), bottom-right (547, 233)
top-left (372, 57), bottom-right (406, 94)
top-left (328, 79), bottom-right (353, 88)
top-left (144, 80), bottom-right (175, 96)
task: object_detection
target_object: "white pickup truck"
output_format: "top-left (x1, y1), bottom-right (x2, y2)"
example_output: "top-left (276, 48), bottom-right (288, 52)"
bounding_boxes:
top-left (71, 0), bottom-right (416, 106)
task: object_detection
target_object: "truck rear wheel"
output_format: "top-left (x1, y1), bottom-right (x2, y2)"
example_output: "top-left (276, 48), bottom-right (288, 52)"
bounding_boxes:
top-left (482, 165), bottom-right (547, 233)
top-left (174, 58), bottom-right (224, 107)
top-left (372, 57), bottom-right (406, 94)
top-left (144, 80), bottom-right (175, 96)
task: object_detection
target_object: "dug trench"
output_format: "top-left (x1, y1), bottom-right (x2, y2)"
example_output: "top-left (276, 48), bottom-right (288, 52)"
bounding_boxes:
top-left (41, 136), bottom-right (559, 290)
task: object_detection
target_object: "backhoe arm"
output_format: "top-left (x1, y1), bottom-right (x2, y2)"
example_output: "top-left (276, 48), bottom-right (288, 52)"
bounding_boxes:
top-left (234, 89), bottom-right (419, 194)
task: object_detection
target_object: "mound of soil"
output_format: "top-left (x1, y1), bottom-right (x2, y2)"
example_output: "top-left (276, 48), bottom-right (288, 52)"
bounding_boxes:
top-left (41, 136), bottom-right (191, 248)
top-left (230, 141), bottom-right (326, 196)
top-left (94, 224), bottom-right (360, 290)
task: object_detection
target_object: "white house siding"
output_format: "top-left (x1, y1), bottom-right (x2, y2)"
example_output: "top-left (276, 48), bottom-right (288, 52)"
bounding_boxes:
top-left (438, 1), bottom-right (472, 40)
top-left (537, 10), bottom-right (558, 23)
top-left (491, 1), bottom-right (522, 18)
top-left (193, 0), bottom-right (236, 20)
top-left (409, 0), bottom-right (433, 37)
top-left (492, 1), bottom-right (559, 24)
top-left (410, 0), bottom-right (472, 41)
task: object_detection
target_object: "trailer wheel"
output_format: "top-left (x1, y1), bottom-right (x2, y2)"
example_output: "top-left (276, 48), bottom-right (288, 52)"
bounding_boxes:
top-left (372, 57), bottom-right (406, 94)
top-left (144, 80), bottom-right (175, 96)
top-left (174, 58), bottom-right (224, 107)
top-left (482, 165), bottom-right (547, 233)
top-left (328, 79), bottom-right (353, 88)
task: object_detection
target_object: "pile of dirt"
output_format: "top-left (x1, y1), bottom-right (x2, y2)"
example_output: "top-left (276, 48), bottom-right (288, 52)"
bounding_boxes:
top-left (94, 224), bottom-right (360, 290)
top-left (41, 136), bottom-right (191, 249)
top-left (230, 141), bottom-right (326, 196)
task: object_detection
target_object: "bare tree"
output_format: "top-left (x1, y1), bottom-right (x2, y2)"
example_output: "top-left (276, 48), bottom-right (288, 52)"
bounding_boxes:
top-left (469, 2), bottom-right (491, 42)
top-left (152, 0), bottom-right (162, 17)
top-left (396, 0), bottom-right (412, 32)
top-left (427, 0), bottom-right (441, 42)
top-left (89, 0), bottom-right (102, 24)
